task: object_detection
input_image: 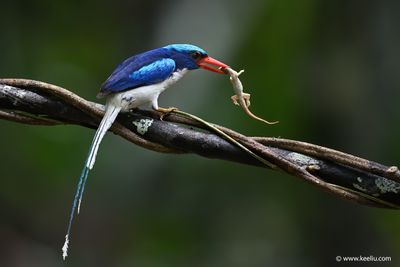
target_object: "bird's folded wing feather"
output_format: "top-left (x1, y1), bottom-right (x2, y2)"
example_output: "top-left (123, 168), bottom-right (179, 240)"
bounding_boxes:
top-left (98, 53), bottom-right (176, 98)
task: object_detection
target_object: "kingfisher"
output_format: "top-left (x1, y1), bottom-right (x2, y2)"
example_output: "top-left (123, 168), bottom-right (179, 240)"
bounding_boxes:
top-left (62, 44), bottom-right (229, 259)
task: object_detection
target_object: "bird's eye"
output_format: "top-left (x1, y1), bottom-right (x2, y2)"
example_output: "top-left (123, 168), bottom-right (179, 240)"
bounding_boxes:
top-left (191, 51), bottom-right (202, 60)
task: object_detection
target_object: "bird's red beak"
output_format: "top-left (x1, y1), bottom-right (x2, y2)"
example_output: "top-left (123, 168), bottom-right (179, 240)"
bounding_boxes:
top-left (198, 56), bottom-right (229, 74)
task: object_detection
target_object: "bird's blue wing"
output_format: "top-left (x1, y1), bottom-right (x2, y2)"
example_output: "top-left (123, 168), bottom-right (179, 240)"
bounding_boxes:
top-left (98, 51), bottom-right (175, 98)
top-left (129, 58), bottom-right (176, 85)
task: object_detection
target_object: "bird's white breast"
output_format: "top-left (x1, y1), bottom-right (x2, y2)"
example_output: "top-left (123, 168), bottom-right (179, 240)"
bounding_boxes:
top-left (107, 68), bottom-right (188, 111)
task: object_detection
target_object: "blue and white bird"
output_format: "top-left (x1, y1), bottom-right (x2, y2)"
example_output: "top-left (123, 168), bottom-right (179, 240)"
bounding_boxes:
top-left (62, 44), bottom-right (229, 259)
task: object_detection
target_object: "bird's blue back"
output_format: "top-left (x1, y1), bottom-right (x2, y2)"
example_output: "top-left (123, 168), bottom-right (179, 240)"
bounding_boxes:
top-left (99, 48), bottom-right (170, 97)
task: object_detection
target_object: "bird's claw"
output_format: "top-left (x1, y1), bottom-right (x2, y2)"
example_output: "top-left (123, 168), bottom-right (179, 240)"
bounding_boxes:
top-left (156, 107), bottom-right (178, 120)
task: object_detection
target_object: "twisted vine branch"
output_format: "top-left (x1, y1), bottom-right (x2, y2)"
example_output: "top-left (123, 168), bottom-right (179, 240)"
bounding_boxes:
top-left (1, 78), bottom-right (400, 209)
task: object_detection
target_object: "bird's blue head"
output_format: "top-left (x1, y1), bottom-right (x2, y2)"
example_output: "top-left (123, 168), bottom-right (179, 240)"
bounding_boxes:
top-left (164, 44), bottom-right (228, 74)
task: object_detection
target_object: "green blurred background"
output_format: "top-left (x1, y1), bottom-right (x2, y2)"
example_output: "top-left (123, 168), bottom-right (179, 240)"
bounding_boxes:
top-left (1, 0), bottom-right (399, 266)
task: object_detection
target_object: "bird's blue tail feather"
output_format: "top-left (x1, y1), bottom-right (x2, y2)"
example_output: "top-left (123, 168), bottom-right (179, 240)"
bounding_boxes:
top-left (66, 164), bottom-right (89, 237)
top-left (62, 164), bottom-right (89, 259)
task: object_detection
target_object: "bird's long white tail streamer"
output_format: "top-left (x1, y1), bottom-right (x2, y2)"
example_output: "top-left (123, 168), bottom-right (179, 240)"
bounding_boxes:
top-left (86, 104), bottom-right (121, 170)
top-left (62, 103), bottom-right (121, 260)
